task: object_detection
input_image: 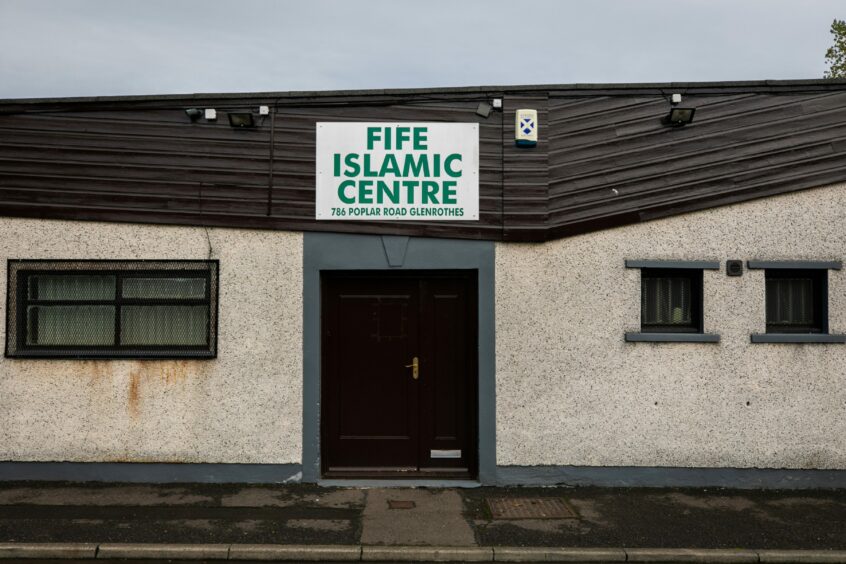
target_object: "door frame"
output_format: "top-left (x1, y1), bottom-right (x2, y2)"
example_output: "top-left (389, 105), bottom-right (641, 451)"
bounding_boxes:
top-left (319, 270), bottom-right (479, 479)
top-left (302, 233), bottom-right (496, 484)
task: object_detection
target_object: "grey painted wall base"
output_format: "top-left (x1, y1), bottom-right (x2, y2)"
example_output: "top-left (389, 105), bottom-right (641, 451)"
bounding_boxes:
top-left (496, 466), bottom-right (846, 489)
top-left (0, 463), bottom-right (302, 484)
top-left (2, 462), bottom-right (842, 488)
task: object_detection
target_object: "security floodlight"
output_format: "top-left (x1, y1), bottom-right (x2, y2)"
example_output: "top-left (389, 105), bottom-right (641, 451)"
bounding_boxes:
top-left (228, 112), bottom-right (255, 128)
top-left (475, 102), bottom-right (492, 118)
top-left (662, 107), bottom-right (696, 127)
top-left (184, 108), bottom-right (203, 122)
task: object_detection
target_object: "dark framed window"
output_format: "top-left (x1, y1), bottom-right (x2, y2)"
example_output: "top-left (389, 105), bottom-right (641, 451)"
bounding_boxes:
top-left (765, 269), bottom-right (826, 334)
top-left (624, 260), bottom-right (719, 343)
top-left (640, 268), bottom-right (703, 333)
top-left (748, 260), bottom-right (843, 344)
top-left (5, 260), bottom-right (218, 359)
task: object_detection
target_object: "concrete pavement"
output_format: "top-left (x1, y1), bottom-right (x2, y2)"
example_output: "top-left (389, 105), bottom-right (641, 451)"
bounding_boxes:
top-left (0, 482), bottom-right (843, 561)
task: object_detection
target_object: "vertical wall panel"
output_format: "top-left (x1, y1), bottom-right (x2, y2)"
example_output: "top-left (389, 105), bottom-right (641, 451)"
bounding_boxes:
top-left (502, 96), bottom-right (548, 241)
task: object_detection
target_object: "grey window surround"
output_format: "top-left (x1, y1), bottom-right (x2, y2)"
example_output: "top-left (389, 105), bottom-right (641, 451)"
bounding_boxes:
top-left (747, 260), bottom-right (842, 270)
top-left (627, 260), bottom-right (717, 342)
top-left (749, 260), bottom-right (842, 342)
top-left (625, 332), bottom-right (720, 343)
top-left (302, 233), bottom-right (496, 485)
top-left (625, 260), bottom-right (720, 270)
top-left (751, 334), bottom-right (846, 344)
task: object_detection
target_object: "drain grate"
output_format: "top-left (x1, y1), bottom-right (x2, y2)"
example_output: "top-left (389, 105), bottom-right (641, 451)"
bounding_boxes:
top-left (486, 497), bottom-right (577, 519)
top-left (387, 500), bottom-right (416, 509)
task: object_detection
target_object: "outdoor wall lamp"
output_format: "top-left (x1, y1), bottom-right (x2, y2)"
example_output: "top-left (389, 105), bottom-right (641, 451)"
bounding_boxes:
top-left (662, 107), bottom-right (696, 127)
top-left (227, 112), bottom-right (255, 128)
top-left (476, 99), bottom-right (503, 118)
top-left (661, 93), bottom-right (695, 127)
top-left (475, 102), bottom-right (493, 118)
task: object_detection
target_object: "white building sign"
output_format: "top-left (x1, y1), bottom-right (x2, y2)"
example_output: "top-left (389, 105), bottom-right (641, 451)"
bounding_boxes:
top-left (316, 122), bottom-right (479, 220)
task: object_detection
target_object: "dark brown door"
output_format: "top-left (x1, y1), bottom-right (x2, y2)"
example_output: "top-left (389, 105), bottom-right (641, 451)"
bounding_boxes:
top-left (321, 271), bottom-right (477, 478)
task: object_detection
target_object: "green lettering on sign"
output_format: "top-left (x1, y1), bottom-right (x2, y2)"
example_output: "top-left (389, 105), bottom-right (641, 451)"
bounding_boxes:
top-left (442, 180), bottom-right (457, 204)
top-left (403, 154), bottom-right (429, 177)
top-left (338, 180), bottom-right (356, 204)
top-left (321, 123), bottom-right (477, 220)
top-left (343, 154), bottom-right (360, 177)
top-left (359, 180), bottom-right (374, 203)
top-left (444, 154), bottom-right (462, 178)
top-left (380, 153), bottom-right (401, 176)
top-left (403, 180), bottom-right (418, 204)
top-left (422, 181), bottom-right (439, 204)
top-left (396, 127), bottom-right (410, 150)
top-left (413, 127), bottom-right (428, 150)
top-left (363, 154), bottom-right (378, 177)
top-left (377, 180), bottom-right (400, 204)
top-left (366, 127), bottom-right (381, 150)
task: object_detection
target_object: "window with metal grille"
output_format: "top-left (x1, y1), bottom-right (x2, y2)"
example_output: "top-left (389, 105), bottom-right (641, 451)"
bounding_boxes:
top-left (765, 269), bottom-right (825, 333)
top-left (640, 268), bottom-right (703, 333)
top-left (5, 260), bottom-right (218, 359)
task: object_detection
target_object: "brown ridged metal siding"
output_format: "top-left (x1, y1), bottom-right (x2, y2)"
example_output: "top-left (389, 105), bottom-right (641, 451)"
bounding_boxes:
top-left (547, 89), bottom-right (846, 238)
top-left (1, 81), bottom-right (845, 241)
top-left (268, 101), bottom-right (503, 239)
top-left (502, 95), bottom-right (548, 241)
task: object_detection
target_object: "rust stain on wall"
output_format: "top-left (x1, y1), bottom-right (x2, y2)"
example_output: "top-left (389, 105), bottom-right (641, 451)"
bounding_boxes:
top-left (124, 360), bottom-right (210, 418)
top-left (161, 360), bottom-right (191, 384)
top-left (127, 370), bottom-right (141, 418)
top-left (81, 360), bottom-right (115, 380)
top-left (69, 360), bottom-right (211, 418)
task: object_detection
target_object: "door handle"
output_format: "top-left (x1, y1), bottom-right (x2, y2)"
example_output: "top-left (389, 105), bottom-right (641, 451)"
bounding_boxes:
top-left (405, 356), bottom-right (419, 380)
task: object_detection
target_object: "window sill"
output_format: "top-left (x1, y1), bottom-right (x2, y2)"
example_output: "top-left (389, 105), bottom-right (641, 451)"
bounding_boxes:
top-left (625, 333), bottom-right (720, 343)
top-left (750, 334), bottom-right (846, 344)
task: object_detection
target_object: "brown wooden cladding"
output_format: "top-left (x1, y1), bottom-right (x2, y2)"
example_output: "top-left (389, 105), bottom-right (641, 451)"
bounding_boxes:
top-left (502, 96), bottom-right (548, 241)
top-left (546, 89), bottom-right (846, 238)
top-left (267, 102), bottom-right (502, 239)
top-left (1, 81), bottom-right (846, 241)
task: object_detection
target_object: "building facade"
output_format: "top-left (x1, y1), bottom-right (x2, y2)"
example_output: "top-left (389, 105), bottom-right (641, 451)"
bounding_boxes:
top-left (1, 80), bottom-right (845, 487)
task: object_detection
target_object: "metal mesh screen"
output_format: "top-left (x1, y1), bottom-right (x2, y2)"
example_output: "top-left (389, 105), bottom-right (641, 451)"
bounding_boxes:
top-left (121, 305), bottom-right (209, 346)
top-left (29, 274), bottom-right (115, 300)
top-left (122, 277), bottom-right (206, 299)
top-left (6, 260), bottom-right (218, 359)
top-left (641, 275), bottom-right (692, 328)
top-left (26, 305), bottom-right (116, 346)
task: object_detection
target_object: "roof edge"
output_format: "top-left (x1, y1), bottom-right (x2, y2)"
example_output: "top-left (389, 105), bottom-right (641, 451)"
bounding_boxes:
top-left (3, 78), bottom-right (846, 106)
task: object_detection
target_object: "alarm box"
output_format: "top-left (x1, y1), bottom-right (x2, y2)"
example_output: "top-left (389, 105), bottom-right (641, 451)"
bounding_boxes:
top-left (515, 109), bottom-right (538, 147)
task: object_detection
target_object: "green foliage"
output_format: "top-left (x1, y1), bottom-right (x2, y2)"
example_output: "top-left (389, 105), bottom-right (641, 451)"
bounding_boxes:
top-left (824, 18), bottom-right (846, 79)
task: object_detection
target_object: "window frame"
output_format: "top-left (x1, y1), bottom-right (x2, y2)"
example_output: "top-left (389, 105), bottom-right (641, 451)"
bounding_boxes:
top-left (5, 259), bottom-right (219, 359)
top-left (763, 268), bottom-right (826, 334)
top-left (748, 260), bottom-right (845, 344)
top-left (624, 259), bottom-right (720, 343)
top-left (639, 267), bottom-right (703, 334)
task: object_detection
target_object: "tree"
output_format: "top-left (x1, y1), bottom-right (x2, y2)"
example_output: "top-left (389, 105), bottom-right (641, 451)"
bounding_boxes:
top-left (824, 18), bottom-right (846, 78)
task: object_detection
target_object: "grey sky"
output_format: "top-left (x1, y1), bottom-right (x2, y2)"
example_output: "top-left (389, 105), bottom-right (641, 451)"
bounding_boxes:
top-left (0, 0), bottom-right (841, 99)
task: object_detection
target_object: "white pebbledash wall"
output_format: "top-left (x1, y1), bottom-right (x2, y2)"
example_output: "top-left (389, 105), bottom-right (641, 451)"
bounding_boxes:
top-left (0, 219), bottom-right (303, 464)
top-left (495, 183), bottom-right (846, 470)
top-left (2, 183), bottom-right (845, 471)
